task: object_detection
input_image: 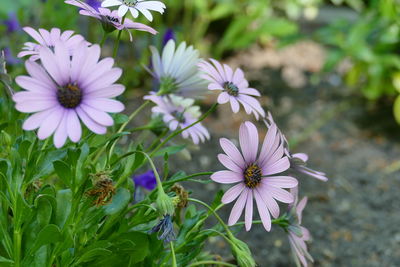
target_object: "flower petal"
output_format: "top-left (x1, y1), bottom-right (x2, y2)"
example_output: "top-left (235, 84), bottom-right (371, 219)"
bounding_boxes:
top-left (219, 138), bottom-right (246, 168)
top-left (221, 183), bottom-right (245, 204)
top-left (211, 170), bottom-right (243, 184)
top-left (228, 189), bottom-right (249, 226)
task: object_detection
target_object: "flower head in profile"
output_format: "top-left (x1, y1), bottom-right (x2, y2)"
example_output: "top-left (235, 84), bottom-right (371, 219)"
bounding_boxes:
top-left (286, 187), bottom-right (313, 267)
top-left (144, 93), bottom-right (210, 144)
top-left (148, 40), bottom-right (208, 98)
top-left (13, 42), bottom-right (125, 148)
top-left (17, 27), bottom-right (88, 61)
top-left (212, 121), bottom-right (298, 231)
top-left (198, 59), bottom-right (265, 119)
top-left (65, 0), bottom-right (157, 41)
top-left (133, 170), bottom-right (156, 191)
top-left (101, 0), bottom-right (166, 21)
top-left (265, 112), bottom-right (328, 181)
top-left (149, 215), bottom-right (175, 243)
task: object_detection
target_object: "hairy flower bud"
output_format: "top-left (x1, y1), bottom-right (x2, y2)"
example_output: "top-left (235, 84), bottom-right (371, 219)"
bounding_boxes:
top-left (156, 191), bottom-right (175, 215)
top-left (230, 236), bottom-right (256, 267)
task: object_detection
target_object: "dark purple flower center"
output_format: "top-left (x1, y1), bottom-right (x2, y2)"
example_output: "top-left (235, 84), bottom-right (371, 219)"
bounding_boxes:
top-left (105, 15), bottom-right (119, 23)
top-left (171, 110), bottom-right (186, 123)
top-left (122, 0), bottom-right (138, 7)
top-left (244, 164), bottom-right (262, 188)
top-left (223, 82), bottom-right (239, 96)
top-left (57, 83), bottom-right (82, 108)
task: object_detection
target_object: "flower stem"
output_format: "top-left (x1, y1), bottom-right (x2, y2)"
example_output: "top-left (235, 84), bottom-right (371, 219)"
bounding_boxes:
top-left (163, 172), bottom-right (213, 186)
top-left (170, 242), bottom-right (177, 267)
top-left (100, 31), bottom-right (108, 47)
top-left (188, 198), bottom-right (234, 239)
top-left (112, 16), bottom-right (125, 58)
top-left (149, 103), bottom-right (218, 157)
top-left (188, 261), bottom-right (236, 267)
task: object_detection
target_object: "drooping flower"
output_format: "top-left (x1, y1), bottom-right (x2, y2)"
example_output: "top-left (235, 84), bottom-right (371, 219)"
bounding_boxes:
top-left (65, 0), bottom-right (157, 41)
top-left (149, 215), bottom-right (175, 243)
top-left (3, 12), bottom-right (21, 33)
top-left (265, 112), bottom-right (328, 181)
top-left (101, 0), bottom-right (166, 21)
top-left (212, 121), bottom-right (298, 231)
top-left (13, 42), bottom-right (125, 148)
top-left (286, 187), bottom-right (314, 267)
top-left (17, 27), bottom-right (88, 61)
top-left (147, 40), bottom-right (208, 98)
top-left (198, 59), bottom-right (265, 119)
top-left (133, 170), bottom-right (157, 190)
top-left (144, 93), bottom-right (210, 144)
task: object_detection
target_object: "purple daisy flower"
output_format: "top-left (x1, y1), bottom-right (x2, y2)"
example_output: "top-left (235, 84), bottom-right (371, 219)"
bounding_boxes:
top-left (144, 93), bottom-right (210, 144)
top-left (13, 42), bottom-right (125, 148)
top-left (265, 112), bottom-right (328, 181)
top-left (287, 187), bottom-right (313, 267)
top-left (133, 170), bottom-right (157, 191)
top-left (65, 0), bottom-right (157, 41)
top-left (198, 59), bottom-right (265, 119)
top-left (212, 121), bottom-right (298, 231)
top-left (3, 12), bottom-right (21, 33)
top-left (17, 27), bottom-right (88, 61)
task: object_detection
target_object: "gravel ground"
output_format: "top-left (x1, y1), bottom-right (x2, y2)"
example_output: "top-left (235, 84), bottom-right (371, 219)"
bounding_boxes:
top-left (170, 67), bottom-right (400, 266)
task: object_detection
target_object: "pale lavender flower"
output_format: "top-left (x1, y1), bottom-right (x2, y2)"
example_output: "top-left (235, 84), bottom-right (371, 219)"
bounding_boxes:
top-left (198, 59), bottom-right (265, 119)
top-left (265, 112), bottom-right (328, 181)
top-left (13, 42), bottom-right (125, 148)
top-left (212, 121), bottom-right (298, 231)
top-left (144, 93), bottom-right (210, 144)
top-left (17, 27), bottom-right (88, 61)
top-left (147, 40), bottom-right (208, 98)
top-left (101, 0), bottom-right (166, 21)
top-left (3, 12), bottom-right (21, 33)
top-left (65, 0), bottom-right (157, 41)
top-left (287, 187), bottom-right (313, 267)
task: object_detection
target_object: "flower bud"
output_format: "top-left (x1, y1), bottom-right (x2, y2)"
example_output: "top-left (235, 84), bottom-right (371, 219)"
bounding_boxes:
top-left (156, 191), bottom-right (175, 215)
top-left (230, 236), bottom-right (256, 267)
top-left (0, 130), bottom-right (12, 147)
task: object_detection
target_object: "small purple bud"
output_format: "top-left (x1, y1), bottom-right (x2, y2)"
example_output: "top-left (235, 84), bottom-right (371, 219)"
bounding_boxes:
top-left (162, 28), bottom-right (175, 47)
top-left (2, 48), bottom-right (20, 65)
top-left (133, 170), bottom-right (157, 191)
top-left (3, 13), bottom-right (21, 33)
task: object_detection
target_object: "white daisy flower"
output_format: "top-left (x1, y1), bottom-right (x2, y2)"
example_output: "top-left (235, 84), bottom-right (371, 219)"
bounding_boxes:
top-left (101, 0), bottom-right (166, 21)
top-left (148, 40), bottom-right (208, 98)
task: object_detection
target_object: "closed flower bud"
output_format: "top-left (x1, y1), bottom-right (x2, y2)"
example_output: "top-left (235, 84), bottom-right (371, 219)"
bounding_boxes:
top-left (230, 237), bottom-right (256, 267)
top-left (156, 191), bottom-right (175, 215)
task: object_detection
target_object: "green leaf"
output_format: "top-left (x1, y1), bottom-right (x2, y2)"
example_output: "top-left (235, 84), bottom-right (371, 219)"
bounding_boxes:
top-left (36, 198), bottom-right (53, 228)
top-left (53, 160), bottom-right (73, 185)
top-left (76, 248), bottom-right (112, 264)
top-left (153, 145), bottom-right (186, 157)
top-left (56, 189), bottom-right (72, 228)
top-left (29, 224), bottom-right (62, 254)
top-left (103, 188), bottom-right (131, 215)
top-left (113, 113), bottom-right (129, 124)
top-left (0, 256), bottom-right (14, 264)
top-left (394, 95), bottom-right (400, 124)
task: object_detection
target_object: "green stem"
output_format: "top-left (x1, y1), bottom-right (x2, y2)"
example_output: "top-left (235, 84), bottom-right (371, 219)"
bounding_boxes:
top-left (170, 242), bottom-right (177, 267)
top-left (163, 172), bottom-right (213, 186)
top-left (188, 260), bottom-right (236, 267)
top-left (188, 198), bottom-right (234, 239)
top-left (13, 228), bottom-right (21, 267)
top-left (112, 17), bottom-right (125, 58)
top-left (99, 31), bottom-right (108, 47)
top-left (150, 103), bottom-right (218, 157)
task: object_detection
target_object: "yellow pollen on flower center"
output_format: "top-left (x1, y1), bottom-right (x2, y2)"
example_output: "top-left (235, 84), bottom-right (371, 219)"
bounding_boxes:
top-left (57, 83), bottom-right (83, 108)
top-left (243, 164), bottom-right (262, 188)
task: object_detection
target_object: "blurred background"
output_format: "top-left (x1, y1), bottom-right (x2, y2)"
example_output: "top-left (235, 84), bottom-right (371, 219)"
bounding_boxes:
top-left (2, 0), bottom-right (400, 266)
